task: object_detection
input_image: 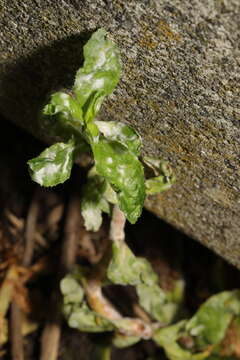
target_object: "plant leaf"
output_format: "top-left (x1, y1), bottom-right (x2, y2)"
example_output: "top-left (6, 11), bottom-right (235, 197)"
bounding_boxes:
top-left (91, 137), bottom-right (145, 223)
top-left (61, 272), bottom-right (113, 333)
top-left (107, 241), bottom-right (155, 286)
top-left (95, 120), bottom-right (141, 156)
top-left (73, 28), bottom-right (121, 123)
top-left (67, 302), bottom-right (114, 333)
top-left (107, 239), bottom-right (184, 324)
top-left (60, 275), bottom-right (84, 306)
top-left (40, 91), bottom-right (87, 143)
top-left (153, 291), bottom-right (240, 360)
top-left (153, 321), bottom-right (194, 360)
top-left (137, 283), bottom-right (178, 325)
top-left (144, 157), bottom-right (176, 195)
top-left (81, 175), bottom-right (109, 232)
top-left (113, 333), bottom-right (140, 348)
top-left (186, 290), bottom-right (240, 349)
top-left (81, 167), bottom-right (118, 232)
top-left (28, 140), bottom-right (75, 187)
top-left (43, 91), bottom-right (83, 123)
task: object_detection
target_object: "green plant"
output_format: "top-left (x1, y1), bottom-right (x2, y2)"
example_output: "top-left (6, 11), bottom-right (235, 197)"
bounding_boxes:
top-left (28, 28), bottom-right (175, 229)
top-left (27, 29), bottom-right (240, 360)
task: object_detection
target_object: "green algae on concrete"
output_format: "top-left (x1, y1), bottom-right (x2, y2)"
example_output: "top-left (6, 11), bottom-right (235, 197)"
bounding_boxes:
top-left (0, 0), bottom-right (240, 267)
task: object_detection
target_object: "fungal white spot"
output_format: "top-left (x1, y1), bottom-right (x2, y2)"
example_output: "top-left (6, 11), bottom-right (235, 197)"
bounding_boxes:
top-left (94, 78), bottom-right (104, 89)
top-left (60, 93), bottom-right (69, 100)
top-left (106, 157), bottom-right (113, 164)
top-left (95, 51), bottom-right (106, 68)
top-left (63, 99), bottom-right (70, 107)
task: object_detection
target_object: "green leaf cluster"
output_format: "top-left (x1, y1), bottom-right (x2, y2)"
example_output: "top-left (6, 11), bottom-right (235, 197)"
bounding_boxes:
top-left (28, 28), bottom-right (175, 226)
top-left (60, 270), bottom-right (147, 343)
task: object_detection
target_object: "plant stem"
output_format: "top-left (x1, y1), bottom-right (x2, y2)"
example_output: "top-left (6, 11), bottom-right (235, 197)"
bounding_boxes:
top-left (109, 205), bottom-right (126, 244)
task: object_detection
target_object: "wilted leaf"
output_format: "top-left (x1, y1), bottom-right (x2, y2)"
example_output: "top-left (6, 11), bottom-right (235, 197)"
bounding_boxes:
top-left (67, 302), bottom-right (114, 333)
top-left (61, 272), bottom-right (114, 333)
top-left (153, 321), bottom-right (194, 360)
top-left (144, 157), bottom-right (175, 195)
top-left (186, 291), bottom-right (240, 349)
top-left (107, 240), bottom-right (184, 324)
top-left (137, 283), bottom-right (178, 325)
top-left (107, 241), bottom-right (157, 286)
top-left (154, 291), bottom-right (240, 360)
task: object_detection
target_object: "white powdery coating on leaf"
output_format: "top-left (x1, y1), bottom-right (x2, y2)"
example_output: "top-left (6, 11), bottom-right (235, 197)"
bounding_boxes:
top-left (63, 99), bottom-right (70, 107)
top-left (59, 93), bottom-right (69, 100)
top-left (75, 73), bottom-right (93, 88)
top-left (96, 121), bottom-right (125, 138)
top-left (33, 163), bottom-right (60, 185)
top-left (106, 157), bottom-right (113, 164)
top-left (82, 205), bottom-right (102, 231)
top-left (94, 78), bottom-right (104, 89)
top-left (94, 50), bottom-right (107, 69)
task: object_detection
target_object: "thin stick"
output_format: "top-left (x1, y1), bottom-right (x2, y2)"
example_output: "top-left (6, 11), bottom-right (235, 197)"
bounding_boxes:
top-left (40, 192), bottom-right (83, 360)
top-left (60, 193), bottom-right (83, 273)
top-left (23, 189), bottom-right (42, 267)
top-left (10, 188), bottom-right (41, 360)
top-left (10, 303), bottom-right (23, 360)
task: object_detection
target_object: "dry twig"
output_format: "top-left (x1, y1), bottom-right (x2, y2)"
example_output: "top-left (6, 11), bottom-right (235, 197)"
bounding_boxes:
top-left (10, 188), bottom-right (41, 360)
top-left (40, 191), bottom-right (84, 360)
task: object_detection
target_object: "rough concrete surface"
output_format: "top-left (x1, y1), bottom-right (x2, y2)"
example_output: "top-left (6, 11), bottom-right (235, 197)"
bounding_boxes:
top-left (0, 1), bottom-right (240, 267)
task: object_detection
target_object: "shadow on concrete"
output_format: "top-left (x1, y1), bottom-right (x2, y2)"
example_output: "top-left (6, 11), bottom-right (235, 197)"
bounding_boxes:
top-left (0, 30), bottom-right (94, 142)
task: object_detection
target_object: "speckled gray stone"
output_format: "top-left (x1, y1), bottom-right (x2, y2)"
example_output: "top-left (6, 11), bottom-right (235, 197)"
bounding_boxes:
top-left (0, 0), bottom-right (240, 267)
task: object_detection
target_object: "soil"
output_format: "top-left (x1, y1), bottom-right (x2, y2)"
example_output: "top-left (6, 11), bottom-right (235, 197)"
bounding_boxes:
top-left (0, 117), bottom-right (239, 360)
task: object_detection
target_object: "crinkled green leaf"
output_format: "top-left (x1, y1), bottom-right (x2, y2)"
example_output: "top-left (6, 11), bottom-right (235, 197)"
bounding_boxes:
top-left (144, 157), bottom-right (176, 195)
top-left (73, 28), bottom-right (121, 123)
top-left (68, 302), bottom-right (114, 333)
top-left (28, 140), bottom-right (75, 186)
top-left (60, 275), bottom-right (84, 305)
top-left (95, 121), bottom-right (141, 156)
top-left (107, 240), bottom-right (184, 324)
top-left (153, 291), bottom-right (240, 360)
top-left (107, 241), bottom-right (157, 286)
top-left (137, 283), bottom-right (177, 325)
top-left (186, 290), bottom-right (240, 349)
top-left (61, 272), bottom-right (113, 333)
top-left (91, 137), bottom-right (145, 223)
